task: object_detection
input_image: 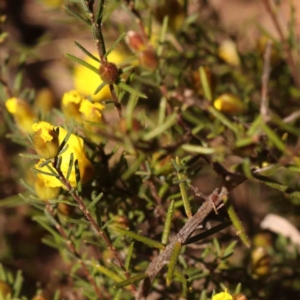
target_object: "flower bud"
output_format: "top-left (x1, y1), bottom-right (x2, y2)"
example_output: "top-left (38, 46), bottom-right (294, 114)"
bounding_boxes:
top-left (126, 31), bottom-right (148, 53)
top-left (253, 232), bottom-right (273, 248)
top-left (152, 152), bottom-right (172, 175)
top-left (74, 50), bottom-right (129, 101)
top-left (155, 0), bottom-right (185, 32)
top-left (102, 249), bottom-right (115, 266)
top-left (32, 292), bottom-right (50, 300)
top-left (61, 90), bottom-right (83, 123)
top-left (32, 121), bottom-right (59, 159)
top-left (214, 93), bottom-right (245, 114)
top-left (34, 88), bottom-right (56, 113)
top-left (111, 216), bottom-right (129, 229)
top-left (232, 294), bottom-right (247, 300)
top-left (57, 202), bottom-right (75, 216)
top-left (35, 176), bottom-right (61, 201)
top-left (250, 246), bottom-right (271, 277)
top-left (99, 61), bottom-right (119, 84)
top-left (138, 50), bottom-right (158, 70)
top-left (5, 97), bottom-right (36, 134)
top-left (0, 280), bottom-right (12, 298)
top-left (218, 40), bottom-right (240, 67)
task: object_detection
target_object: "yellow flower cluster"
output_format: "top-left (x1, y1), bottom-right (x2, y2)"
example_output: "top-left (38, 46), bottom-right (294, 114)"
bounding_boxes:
top-left (61, 90), bottom-right (105, 143)
top-left (33, 122), bottom-right (94, 188)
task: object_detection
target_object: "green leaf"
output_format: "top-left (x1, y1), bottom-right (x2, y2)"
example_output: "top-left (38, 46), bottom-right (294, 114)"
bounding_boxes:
top-left (105, 32), bottom-right (126, 59)
top-left (33, 216), bottom-right (64, 242)
top-left (234, 283), bottom-right (242, 294)
top-left (113, 226), bottom-right (165, 250)
top-left (199, 66), bottom-right (212, 101)
top-left (166, 241), bottom-right (182, 286)
top-left (74, 41), bottom-right (100, 62)
top-left (87, 192), bottom-right (104, 210)
top-left (208, 106), bottom-right (238, 133)
top-left (161, 200), bottom-right (175, 245)
top-left (213, 238), bottom-right (221, 256)
top-left (66, 153), bottom-right (74, 182)
top-left (225, 201), bottom-right (251, 248)
top-left (95, 0), bottom-right (105, 24)
top-left (260, 122), bottom-right (286, 152)
top-left (65, 53), bottom-right (99, 74)
top-left (62, 216), bottom-right (90, 225)
top-left (181, 144), bottom-right (215, 155)
top-left (0, 193), bottom-right (25, 207)
top-left (41, 237), bottom-right (61, 250)
top-left (143, 113), bottom-right (177, 141)
top-left (115, 273), bottom-right (148, 288)
top-left (19, 153), bottom-right (41, 160)
top-left (125, 242), bottom-right (135, 271)
top-left (118, 82), bottom-right (147, 99)
top-left (121, 153), bottom-right (146, 180)
top-left (86, 260), bottom-right (123, 282)
top-left (12, 270), bottom-right (23, 298)
top-left (13, 54), bottom-right (26, 94)
top-left (74, 159), bottom-right (82, 193)
top-left (223, 241), bottom-right (238, 258)
top-left (185, 220), bottom-right (232, 245)
top-left (94, 81), bottom-right (107, 95)
top-left (64, 6), bottom-right (91, 27)
top-left (175, 157), bottom-right (192, 218)
top-left (253, 173), bottom-right (300, 203)
top-left (157, 15), bottom-right (169, 57)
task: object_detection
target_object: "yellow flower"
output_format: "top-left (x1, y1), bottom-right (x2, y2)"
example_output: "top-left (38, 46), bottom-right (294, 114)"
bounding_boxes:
top-left (5, 97), bottom-right (36, 134)
top-left (212, 289), bottom-right (233, 300)
top-left (214, 93), bottom-right (245, 114)
top-left (79, 99), bottom-right (105, 144)
top-left (32, 121), bottom-right (60, 159)
top-left (35, 176), bottom-right (60, 201)
top-left (61, 90), bottom-right (83, 123)
top-left (73, 50), bottom-right (129, 101)
top-left (79, 99), bottom-right (105, 122)
top-left (35, 125), bottom-right (94, 188)
top-left (218, 40), bottom-right (240, 67)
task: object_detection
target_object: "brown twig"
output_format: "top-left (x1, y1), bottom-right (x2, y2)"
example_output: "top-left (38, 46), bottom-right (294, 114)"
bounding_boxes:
top-left (52, 160), bottom-right (136, 294)
top-left (45, 204), bottom-right (106, 299)
top-left (260, 39), bottom-right (272, 122)
top-left (86, 0), bottom-right (122, 116)
top-left (136, 186), bottom-right (229, 299)
top-left (262, 0), bottom-right (300, 90)
top-left (109, 83), bottom-right (122, 118)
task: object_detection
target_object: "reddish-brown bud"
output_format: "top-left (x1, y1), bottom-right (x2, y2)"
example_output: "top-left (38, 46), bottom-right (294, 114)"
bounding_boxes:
top-left (233, 294), bottom-right (248, 300)
top-left (99, 61), bottom-right (119, 84)
top-left (138, 50), bottom-right (158, 70)
top-left (57, 202), bottom-right (75, 216)
top-left (126, 31), bottom-right (147, 53)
